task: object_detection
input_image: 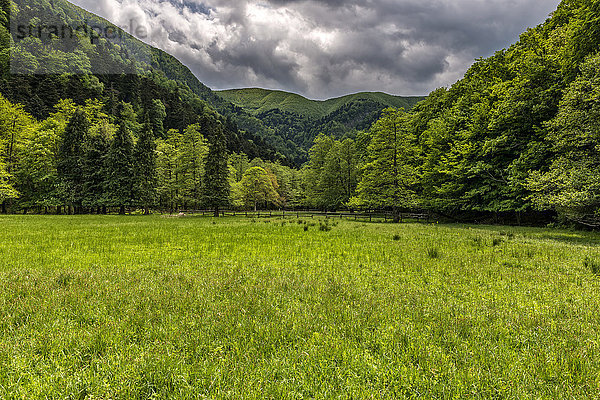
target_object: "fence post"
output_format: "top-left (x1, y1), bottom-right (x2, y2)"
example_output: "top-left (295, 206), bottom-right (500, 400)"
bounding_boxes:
top-left (370, 214), bottom-right (372, 222)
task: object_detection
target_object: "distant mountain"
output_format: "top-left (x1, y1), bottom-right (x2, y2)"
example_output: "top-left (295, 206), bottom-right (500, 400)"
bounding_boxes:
top-left (217, 88), bottom-right (424, 164)
top-left (217, 88), bottom-right (423, 119)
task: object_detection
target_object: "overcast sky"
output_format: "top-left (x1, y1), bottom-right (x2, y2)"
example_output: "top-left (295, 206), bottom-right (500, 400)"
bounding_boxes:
top-left (71, 0), bottom-right (561, 99)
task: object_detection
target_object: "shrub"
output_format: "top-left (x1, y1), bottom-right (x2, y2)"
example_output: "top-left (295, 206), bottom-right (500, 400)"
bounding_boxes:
top-left (427, 247), bottom-right (440, 259)
top-left (584, 256), bottom-right (600, 275)
top-left (319, 222), bottom-right (332, 232)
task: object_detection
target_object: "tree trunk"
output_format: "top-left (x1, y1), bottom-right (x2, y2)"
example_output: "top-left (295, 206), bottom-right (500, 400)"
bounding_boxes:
top-left (102, 206), bottom-right (107, 215)
top-left (1, 201), bottom-right (6, 214)
top-left (144, 207), bottom-right (150, 215)
top-left (393, 206), bottom-right (400, 223)
top-left (119, 205), bottom-right (125, 215)
top-left (214, 206), bottom-right (219, 217)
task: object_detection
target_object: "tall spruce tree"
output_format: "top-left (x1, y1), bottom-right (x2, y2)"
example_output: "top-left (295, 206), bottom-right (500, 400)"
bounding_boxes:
top-left (149, 100), bottom-right (166, 139)
top-left (106, 107), bottom-right (135, 214)
top-left (134, 118), bottom-right (157, 214)
top-left (57, 108), bottom-right (89, 214)
top-left (82, 122), bottom-right (112, 212)
top-left (201, 118), bottom-right (230, 217)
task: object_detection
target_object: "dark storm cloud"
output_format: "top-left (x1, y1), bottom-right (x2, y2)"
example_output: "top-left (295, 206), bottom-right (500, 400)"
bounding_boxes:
top-left (71, 0), bottom-right (560, 98)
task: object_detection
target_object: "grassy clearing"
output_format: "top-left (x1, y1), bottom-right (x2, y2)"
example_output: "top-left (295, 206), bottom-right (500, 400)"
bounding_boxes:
top-left (1, 215), bottom-right (600, 398)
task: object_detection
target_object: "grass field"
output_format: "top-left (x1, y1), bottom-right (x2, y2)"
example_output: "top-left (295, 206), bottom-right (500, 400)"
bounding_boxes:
top-left (1, 215), bottom-right (600, 398)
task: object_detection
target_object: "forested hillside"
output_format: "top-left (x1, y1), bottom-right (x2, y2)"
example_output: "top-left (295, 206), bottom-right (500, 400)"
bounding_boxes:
top-left (218, 88), bottom-right (423, 164)
top-left (298, 0), bottom-right (600, 225)
top-left (1, 0), bottom-right (287, 161)
top-left (0, 0), bottom-right (297, 213)
top-left (217, 88), bottom-right (421, 118)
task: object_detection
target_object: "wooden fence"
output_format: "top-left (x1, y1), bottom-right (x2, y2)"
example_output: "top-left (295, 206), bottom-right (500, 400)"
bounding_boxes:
top-left (172, 210), bottom-right (431, 223)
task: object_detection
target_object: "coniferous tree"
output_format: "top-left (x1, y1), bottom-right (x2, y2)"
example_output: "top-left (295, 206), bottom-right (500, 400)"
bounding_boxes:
top-left (201, 118), bottom-right (230, 216)
top-left (106, 107), bottom-right (135, 214)
top-left (57, 108), bottom-right (89, 214)
top-left (82, 121), bottom-right (112, 212)
top-left (149, 100), bottom-right (166, 139)
top-left (134, 118), bottom-right (157, 214)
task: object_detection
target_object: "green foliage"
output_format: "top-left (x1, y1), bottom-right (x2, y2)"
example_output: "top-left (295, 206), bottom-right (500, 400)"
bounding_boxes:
top-left (218, 88), bottom-right (424, 164)
top-left (527, 54), bottom-right (600, 224)
top-left (133, 120), bottom-right (157, 212)
top-left (218, 88), bottom-right (423, 119)
top-left (0, 94), bottom-right (36, 206)
top-left (149, 99), bottom-right (166, 139)
top-left (81, 121), bottom-right (112, 208)
top-left (200, 119), bottom-right (230, 214)
top-left (56, 108), bottom-right (89, 209)
top-left (155, 129), bottom-right (182, 211)
top-left (238, 166), bottom-right (280, 211)
top-left (105, 109), bottom-right (135, 212)
top-left (302, 134), bottom-right (359, 209)
top-left (352, 108), bottom-right (419, 213)
top-left (0, 159), bottom-right (18, 201)
top-left (178, 124), bottom-right (208, 207)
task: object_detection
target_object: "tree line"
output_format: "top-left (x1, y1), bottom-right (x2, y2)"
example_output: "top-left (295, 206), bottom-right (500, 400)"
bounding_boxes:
top-left (0, 94), bottom-right (305, 214)
top-left (299, 0), bottom-right (600, 226)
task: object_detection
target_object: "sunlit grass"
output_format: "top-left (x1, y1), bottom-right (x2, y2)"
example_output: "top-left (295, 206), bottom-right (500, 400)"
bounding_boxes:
top-left (0, 215), bottom-right (599, 398)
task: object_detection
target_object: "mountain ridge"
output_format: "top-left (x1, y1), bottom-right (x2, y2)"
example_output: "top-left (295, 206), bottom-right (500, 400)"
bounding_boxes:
top-left (217, 87), bottom-right (424, 119)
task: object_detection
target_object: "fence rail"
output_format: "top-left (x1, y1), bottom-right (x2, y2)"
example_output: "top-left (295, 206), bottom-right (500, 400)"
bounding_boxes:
top-left (170, 210), bottom-right (431, 223)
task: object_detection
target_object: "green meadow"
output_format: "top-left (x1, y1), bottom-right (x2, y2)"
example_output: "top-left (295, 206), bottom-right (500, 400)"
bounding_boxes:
top-left (0, 215), bottom-right (599, 398)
